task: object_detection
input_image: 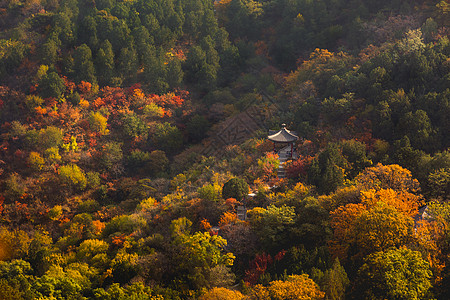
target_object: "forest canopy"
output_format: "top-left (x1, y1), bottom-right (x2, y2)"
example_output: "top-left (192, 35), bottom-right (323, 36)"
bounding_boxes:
top-left (0, 0), bottom-right (449, 299)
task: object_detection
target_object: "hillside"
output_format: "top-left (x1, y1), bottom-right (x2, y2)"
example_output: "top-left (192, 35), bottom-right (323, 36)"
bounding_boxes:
top-left (0, 0), bottom-right (449, 299)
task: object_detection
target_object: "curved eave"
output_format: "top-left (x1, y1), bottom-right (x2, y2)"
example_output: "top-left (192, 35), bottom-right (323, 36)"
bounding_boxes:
top-left (268, 128), bottom-right (299, 143)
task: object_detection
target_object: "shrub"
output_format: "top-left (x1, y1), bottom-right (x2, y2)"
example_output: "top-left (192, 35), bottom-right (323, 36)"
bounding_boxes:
top-left (59, 164), bottom-right (87, 191)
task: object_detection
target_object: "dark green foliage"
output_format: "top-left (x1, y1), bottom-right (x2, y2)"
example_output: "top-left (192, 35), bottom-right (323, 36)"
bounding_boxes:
top-left (54, 12), bottom-right (75, 45)
top-left (127, 149), bottom-right (168, 176)
top-left (132, 26), bottom-right (153, 64)
top-left (78, 16), bottom-right (98, 50)
top-left (184, 36), bottom-right (220, 92)
top-left (166, 58), bottom-right (184, 90)
top-left (150, 122), bottom-right (183, 154)
top-left (341, 139), bottom-right (372, 179)
top-left (147, 150), bottom-right (169, 176)
top-left (222, 177), bottom-right (249, 201)
top-left (427, 168), bottom-right (450, 201)
top-left (67, 91), bottom-right (81, 106)
top-left (0, 0), bottom-right (449, 298)
top-left (118, 45), bottom-right (138, 83)
top-left (39, 72), bottom-right (65, 99)
top-left (0, 39), bottom-right (28, 77)
top-left (308, 143), bottom-right (348, 194)
top-left (186, 114), bottom-right (210, 143)
top-left (291, 196), bottom-right (332, 249)
top-left (279, 245), bottom-right (330, 276)
top-left (143, 46), bottom-right (169, 93)
top-left (127, 149), bottom-right (151, 172)
top-left (74, 44), bottom-right (96, 84)
top-left (96, 40), bottom-right (115, 86)
top-left (40, 39), bottom-right (58, 66)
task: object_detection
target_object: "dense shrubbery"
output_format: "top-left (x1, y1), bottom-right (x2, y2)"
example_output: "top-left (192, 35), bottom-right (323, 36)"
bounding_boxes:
top-left (0, 0), bottom-right (449, 299)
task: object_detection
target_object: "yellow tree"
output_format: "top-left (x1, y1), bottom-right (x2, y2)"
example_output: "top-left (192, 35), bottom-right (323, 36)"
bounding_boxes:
top-left (356, 163), bottom-right (420, 193)
top-left (87, 111), bottom-right (109, 135)
top-left (247, 274), bottom-right (325, 300)
top-left (199, 287), bottom-right (244, 300)
top-left (414, 201), bottom-right (450, 285)
top-left (360, 188), bottom-right (421, 218)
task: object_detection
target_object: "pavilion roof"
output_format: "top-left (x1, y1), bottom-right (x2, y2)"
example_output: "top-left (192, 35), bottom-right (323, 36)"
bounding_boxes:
top-left (268, 125), bottom-right (299, 143)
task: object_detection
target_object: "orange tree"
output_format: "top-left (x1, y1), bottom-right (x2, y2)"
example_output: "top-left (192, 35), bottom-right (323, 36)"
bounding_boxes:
top-left (329, 189), bottom-right (419, 266)
top-left (247, 274), bottom-right (324, 300)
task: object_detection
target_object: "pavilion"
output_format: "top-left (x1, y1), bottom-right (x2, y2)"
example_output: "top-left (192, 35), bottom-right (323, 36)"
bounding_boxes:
top-left (268, 124), bottom-right (299, 158)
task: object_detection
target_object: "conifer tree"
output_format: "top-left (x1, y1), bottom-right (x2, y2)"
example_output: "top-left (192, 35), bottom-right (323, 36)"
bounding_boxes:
top-left (74, 44), bottom-right (96, 84)
top-left (96, 40), bottom-right (115, 86)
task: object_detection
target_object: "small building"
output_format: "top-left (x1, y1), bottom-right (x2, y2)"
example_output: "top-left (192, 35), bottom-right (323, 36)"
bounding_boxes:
top-left (237, 205), bottom-right (247, 221)
top-left (268, 124), bottom-right (299, 158)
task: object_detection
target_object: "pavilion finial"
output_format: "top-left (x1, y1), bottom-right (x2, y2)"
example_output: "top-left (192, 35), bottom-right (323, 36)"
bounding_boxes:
top-left (281, 123), bottom-right (286, 128)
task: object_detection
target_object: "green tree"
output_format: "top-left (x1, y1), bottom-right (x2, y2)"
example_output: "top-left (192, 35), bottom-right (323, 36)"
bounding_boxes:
top-left (121, 111), bottom-right (147, 139)
top-left (312, 258), bottom-right (349, 300)
top-left (341, 139), bottom-right (372, 179)
top-left (0, 39), bottom-right (28, 77)
top-left (118, 45), bottom-right (138, 82)
top-left (170, 217), bottom-right (235, 290)
top-left (397, 110), bottom-right (433, 151)
top-left (127, 149), bottom-right (168, 176)
top-left (184, 44), bottom-right (216, 91)
top-left (427, 168), bottom-right (450, 201)
top-left (74, 44), bottom-right (96, 84)
top-left (308, 143), bottom-right (348, 194)
top-left (96, 40), bottom-right (115, 86)
top-left (39, 71), bottom-right (65, 99)
top-left (186, 114), bottom-right (210, 143)
top-left (78, 15), bottom-right (98, 50)
top-left (222, 177), bottom-right (249, 201)
top-left (150, 122), bottom-right (183, 154)
top-left (143, 46), bottom-right (168, 93)
top-left (40, 39), bottom-right (58, 66)
top-left (166, 58), bottom-right (184, 90)
top-left (147, 150), bottom-right (169, 176)
top-left (354, 248), bottom-right (432, 300)
top-left (38, 126), bottom-right (63, 150)
top-left (132, 26), bottom-right (153, 64)
top-left (59, 164), bottom-right (87, 191)
top-left (249, 205), bottom-right (296, 251)
top-left (100, 142), bottom-right (123, 174)
top-left (54, 12), bottom-right (75, 45)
